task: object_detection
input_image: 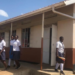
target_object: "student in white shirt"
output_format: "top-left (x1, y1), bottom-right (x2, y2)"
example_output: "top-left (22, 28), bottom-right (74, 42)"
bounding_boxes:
top-left (12, 35), bottom-right (21, 69)
top-left (0, 36), bottom-right (7, 70)
top-left (55, 36), bottom-right (65, 75)
top-left (7, 35), bottom-right (16, 68)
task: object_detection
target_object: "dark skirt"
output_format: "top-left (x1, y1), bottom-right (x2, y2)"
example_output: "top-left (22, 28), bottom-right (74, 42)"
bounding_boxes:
top-left (0, 51), bottom-right (6, 61)
top-left (9, 45), bottom-right (13, 59)
top-left (56, 52), bottom-right (64, 63)
top-left (13, 51), bottom-right (20, 60)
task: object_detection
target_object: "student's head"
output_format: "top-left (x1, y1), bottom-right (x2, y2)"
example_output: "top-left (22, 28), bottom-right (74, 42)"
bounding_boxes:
top-left (15, 35), bottom-right (18, 40)
top-left (11, 35), bottom-right (14, 40)
top-left (59, 36), bottom-right (64, 42)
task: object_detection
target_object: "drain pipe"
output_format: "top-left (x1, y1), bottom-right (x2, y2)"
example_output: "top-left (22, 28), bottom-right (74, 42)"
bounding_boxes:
top-left (52, 6), bottom-right (75, 20)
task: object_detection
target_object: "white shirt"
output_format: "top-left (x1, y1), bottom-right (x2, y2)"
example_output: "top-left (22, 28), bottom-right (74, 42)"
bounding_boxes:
top-left (56, 41), bottom-right (65, 53)
top-left (10, 40), bottom-right (14, 46)
top-left (0, 40), bottom-right (6, 51)
top-left (13, 39), bottom-right (21, 51)
top-left (2, 40), bottom-right (5, 42)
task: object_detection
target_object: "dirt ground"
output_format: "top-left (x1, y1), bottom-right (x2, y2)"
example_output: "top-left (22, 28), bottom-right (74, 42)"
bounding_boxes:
top-left (0, 60), bottom-right (74, 75)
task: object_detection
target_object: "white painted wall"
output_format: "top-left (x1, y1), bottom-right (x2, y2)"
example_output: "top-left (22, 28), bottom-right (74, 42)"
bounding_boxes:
top-left (30, 25), bottom-right (42, 48)
top-left (57, 19), bottom-right (73, 48)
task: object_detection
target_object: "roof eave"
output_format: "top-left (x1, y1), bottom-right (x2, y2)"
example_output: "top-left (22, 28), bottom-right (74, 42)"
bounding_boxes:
top-left (0, 1), bottom-right (65, 25)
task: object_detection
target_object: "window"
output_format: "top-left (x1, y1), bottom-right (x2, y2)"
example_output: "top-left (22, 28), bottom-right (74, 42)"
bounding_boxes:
top-left (22, 28), bottom-right (30, 47)
top-left (12, 30), bottom-right (16, 36)
top-left (0, 32), bottom-right (5, 39)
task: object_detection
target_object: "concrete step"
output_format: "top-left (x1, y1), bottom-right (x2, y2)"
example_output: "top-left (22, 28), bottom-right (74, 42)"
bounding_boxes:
top-left (38, 69), bottom-right (74, 75)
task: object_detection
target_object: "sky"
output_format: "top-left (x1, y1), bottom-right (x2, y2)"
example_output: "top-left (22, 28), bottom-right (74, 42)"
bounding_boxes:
top-left (0, 0), bottom-right (64, 22)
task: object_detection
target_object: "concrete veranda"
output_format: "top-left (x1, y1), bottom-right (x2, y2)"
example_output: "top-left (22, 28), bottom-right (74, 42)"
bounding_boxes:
top-left (0, 60), bottom-right (74, 75)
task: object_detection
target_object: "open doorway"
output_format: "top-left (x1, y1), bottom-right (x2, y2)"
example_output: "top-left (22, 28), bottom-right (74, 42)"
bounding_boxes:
top-left (43, 26), bottom-right (52, 64)
top-left (43, 24), bottom-right (57, 66)
top-left (50, 24), bottom-right (57, 66)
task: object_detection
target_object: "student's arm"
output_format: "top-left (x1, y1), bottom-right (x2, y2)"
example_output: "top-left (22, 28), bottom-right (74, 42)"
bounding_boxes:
top-left (19, 46), bottom-right (21, 51)
top-left (56, 42), bottom-right (59, 57)
top-left (1, 41), bottom-right (6, 53)
top-left (56, 48), bottom-right (59, 57)
top-left (11, 41), bottom-right (14, 54)
top-left (0, 46), bottom-right (5, 55)
top-left (18, 41), bottom-right (21, 51)
top-left (1, 46), bottom-right (5, 52)
top-left (64, 48), bottom-right (66, 58)
top-left (63, 44), bottom-right (65, 57)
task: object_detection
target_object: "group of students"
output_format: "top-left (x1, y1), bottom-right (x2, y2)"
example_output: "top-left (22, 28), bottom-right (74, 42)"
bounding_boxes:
top-left (0, 34), bottom-right (65, 74)
top-left (0, 35), bottom-right (21, 70)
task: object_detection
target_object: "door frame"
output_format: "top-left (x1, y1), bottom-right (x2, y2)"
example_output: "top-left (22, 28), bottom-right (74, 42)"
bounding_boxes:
top-left (50, 24), bottom-right (57, 66)
top-left (49, 28), bottom-right (52, 65)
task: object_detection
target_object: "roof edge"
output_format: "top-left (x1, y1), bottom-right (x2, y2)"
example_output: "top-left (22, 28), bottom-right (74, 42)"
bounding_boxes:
top-left (0, 1), bottom-right (65, 25)
top-left (64, 0), bottom-right (75, 6)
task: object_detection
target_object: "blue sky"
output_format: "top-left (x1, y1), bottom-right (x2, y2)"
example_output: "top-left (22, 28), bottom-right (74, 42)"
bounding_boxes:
top-left (0, 0), bottom-right (64, 22)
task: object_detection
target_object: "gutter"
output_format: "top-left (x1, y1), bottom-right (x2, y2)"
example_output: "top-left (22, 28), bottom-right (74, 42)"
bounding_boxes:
top-left (52, 7), bottom-right (75, 20)
top-left (52, 0), bottom-right (75, 20)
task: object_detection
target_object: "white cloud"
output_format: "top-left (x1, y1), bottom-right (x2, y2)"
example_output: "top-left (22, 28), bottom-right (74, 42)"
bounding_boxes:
top-left (0, 9), bottom-right (8, 17)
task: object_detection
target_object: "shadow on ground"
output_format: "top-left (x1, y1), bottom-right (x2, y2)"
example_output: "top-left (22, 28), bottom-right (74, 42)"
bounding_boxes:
top-left (42, 69), bottom-right (56, 72)
top-left (0, 67), bottom-right (50, 75)
top-left (0, 61), bottom-right (73, 75)
top-left (0, 61), bottom-right (50, 75)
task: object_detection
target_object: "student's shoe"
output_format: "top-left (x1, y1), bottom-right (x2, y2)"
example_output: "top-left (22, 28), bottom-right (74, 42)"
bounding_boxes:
top-left (55, 69), bottom-right (58, 72)
top-left (7, 66), bottom-right (10, 68)
top-left (15, 64), bottom-right (20, 69)
top-left (60, 71), bottom-right (65, 75)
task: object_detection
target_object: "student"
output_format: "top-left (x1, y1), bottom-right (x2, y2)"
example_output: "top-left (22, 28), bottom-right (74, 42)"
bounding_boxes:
top-left (2, 37), bottom-right (5, 42)
top-left (12, 35), bottom-right (21, 69)
top-left (55, 36), bottom-right (65, 75)
top-left (0, 36), bottom-right (7, 70)
top-left (8, 35), bottom-right (16, 68)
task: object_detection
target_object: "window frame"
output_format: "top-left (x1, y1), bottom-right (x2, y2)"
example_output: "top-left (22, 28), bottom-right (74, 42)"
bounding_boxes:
top-left (0, 32), bottom-right (5, 39)
top-left (12, 30), bottom-right (16, 36)
top-left (21, 28), bottom-right (30, 48)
